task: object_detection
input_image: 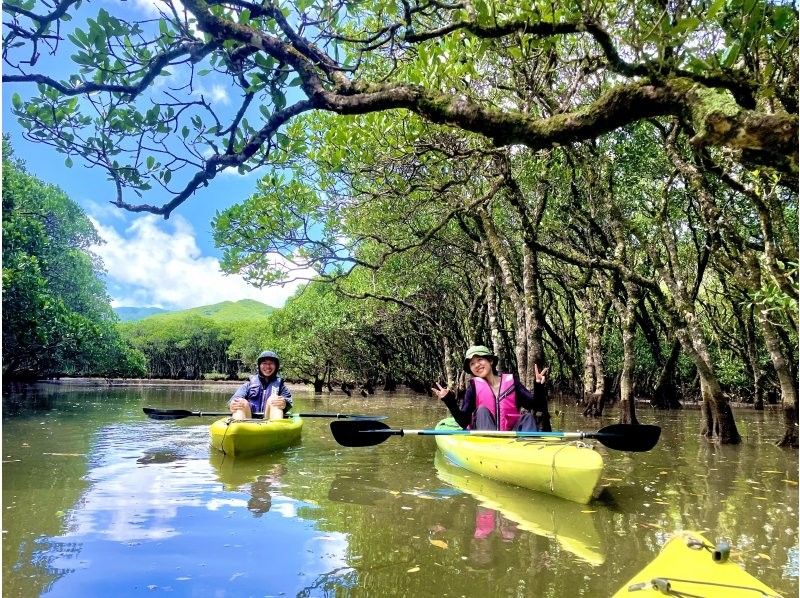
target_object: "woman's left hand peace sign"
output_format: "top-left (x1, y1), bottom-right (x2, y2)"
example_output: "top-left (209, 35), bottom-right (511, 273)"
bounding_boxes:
top-left (431, 382), bottom-right (450, 400)
top-left (534, 364), bottom-right (549, 384)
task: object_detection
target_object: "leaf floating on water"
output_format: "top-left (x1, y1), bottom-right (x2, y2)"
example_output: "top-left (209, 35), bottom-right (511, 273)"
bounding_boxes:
top-left (757, 553), bottom-right (771, 560)
top-left (783, 480), bottom-right (798, 485)
top-left (581, 510), bottom-right (596, 513)
top-left (407, 566), bottom-right (420, 573)
top-left (762, 470), bottom-right (782, 474)
top-left (754, 497), bottom-right (768, 501)
top-left (658, 471), bottom-right (669, 475)
top-left (602, 478), bottom-right (623, 482)
top-left (430, 539), bottom-right (448, 549)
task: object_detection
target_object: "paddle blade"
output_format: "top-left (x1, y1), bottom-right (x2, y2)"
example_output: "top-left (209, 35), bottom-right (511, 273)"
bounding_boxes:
top-left (592, 424), bottom-right (661, 452)
top-left (143, 407), bottom-right (195, 420)
top-left (142, 408), bottom-right (232, 420)
top-left (330, 419), bottom-right (394, 447)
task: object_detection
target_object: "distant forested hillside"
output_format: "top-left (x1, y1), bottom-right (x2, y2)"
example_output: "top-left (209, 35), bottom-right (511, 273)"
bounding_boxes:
top-left (114, 306), bottom-right (170, 321)
top-left (116, 299), bottom-right (277, 380)
top-left (135, 299), bottom-right (274, 322)
top-left (114, 300), bottom-right (274, 323)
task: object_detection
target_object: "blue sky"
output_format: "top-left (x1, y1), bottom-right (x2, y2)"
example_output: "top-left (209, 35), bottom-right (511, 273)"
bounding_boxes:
top-left (2, 0), bottom-right (312, 310)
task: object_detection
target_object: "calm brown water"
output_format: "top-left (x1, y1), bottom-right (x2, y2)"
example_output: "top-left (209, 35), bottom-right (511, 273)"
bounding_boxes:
top-left (3, 383), bottom-right (798, 597)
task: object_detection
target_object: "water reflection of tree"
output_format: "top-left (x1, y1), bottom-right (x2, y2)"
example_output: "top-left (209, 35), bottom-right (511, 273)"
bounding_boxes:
top-left (296, 566), bottom-right (358, 598)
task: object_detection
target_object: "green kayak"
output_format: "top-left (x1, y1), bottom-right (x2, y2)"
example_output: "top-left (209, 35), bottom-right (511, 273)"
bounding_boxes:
top-left (433, 417), bottom-right (604, 504)
top-left (209, 416), bottom-right (303, 457)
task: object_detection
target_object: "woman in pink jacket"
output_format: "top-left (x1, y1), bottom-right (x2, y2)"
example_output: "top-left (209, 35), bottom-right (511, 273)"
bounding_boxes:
top-left (432, 345), bottom-right (550, 432)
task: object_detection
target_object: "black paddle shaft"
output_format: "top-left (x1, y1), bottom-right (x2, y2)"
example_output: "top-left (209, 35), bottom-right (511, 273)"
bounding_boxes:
top-left (142, 407), bottom-right (386, 421)
top-left (329, 419), bottom-right (661, 452)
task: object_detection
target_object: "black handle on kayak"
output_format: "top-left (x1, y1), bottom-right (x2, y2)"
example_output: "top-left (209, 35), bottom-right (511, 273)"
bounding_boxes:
top-left (143, 407), bottom-right (386, 421)
top-left (329, 419), bottom-right (661, 452)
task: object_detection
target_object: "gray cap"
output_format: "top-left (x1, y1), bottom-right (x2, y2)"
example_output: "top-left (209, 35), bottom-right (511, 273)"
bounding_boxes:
top-left (463, 345), bottom-right (497, 373)
top-left (257, 350), bottom-right (280, 371)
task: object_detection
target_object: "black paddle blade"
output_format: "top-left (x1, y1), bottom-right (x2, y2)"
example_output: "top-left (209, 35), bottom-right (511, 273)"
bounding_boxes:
top-left (330, 419), bottom-right (394, 447)
top-left (143, 407), bottom-right (196, 420)
top-left (592, 424), bottom-right (661, 452)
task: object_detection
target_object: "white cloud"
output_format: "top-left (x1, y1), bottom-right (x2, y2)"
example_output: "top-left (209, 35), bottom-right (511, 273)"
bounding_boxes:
top-left (193, 83), bottom-right (231, 106)
top-left (83, 198), bottom-right (129, 222)
top-left (128, 0), bottom-right (176, 18)
top-left (88, 214), bottom-right (313, 310)
top-left (209, 84), bottom-right (230, 105)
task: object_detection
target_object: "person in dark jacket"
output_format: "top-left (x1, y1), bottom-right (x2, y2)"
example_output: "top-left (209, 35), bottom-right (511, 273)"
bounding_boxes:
top-left (229, 350), bottom-right (293, 419)
top-left (431, 345), bottom-right (549, 432)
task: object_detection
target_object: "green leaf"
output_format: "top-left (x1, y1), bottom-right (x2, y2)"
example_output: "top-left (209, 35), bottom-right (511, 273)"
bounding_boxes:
top-left (720, 41), bottom-right (741, 68)
top-left (672, 17), bottom-right (700, 34)
top-left (65, 157), bottom-right (73, 168)
top-left (146, 156), bottom-right (155, 169)
top-left (182, 126), bottom-right (189, 138)
top-left (12, 93), bottom-right (22, 110)
top-left (772, 6), bottom-right (793, 30)
top-left (706, 0), bottom-right (726, 19)
top-left (163, 169), bottom-right (172, 184)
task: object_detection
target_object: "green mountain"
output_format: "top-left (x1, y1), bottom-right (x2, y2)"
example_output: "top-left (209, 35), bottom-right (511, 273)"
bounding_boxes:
top-left (114, 306), bottom-right (171, 321)
top-left (139, 299), bottom-right (275, 322)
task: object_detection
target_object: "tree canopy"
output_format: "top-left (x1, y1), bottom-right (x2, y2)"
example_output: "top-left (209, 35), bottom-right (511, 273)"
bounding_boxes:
top-left (4, 0), bottom-right (796, 217)
top-left (2, 139), bottom-right (146, 378)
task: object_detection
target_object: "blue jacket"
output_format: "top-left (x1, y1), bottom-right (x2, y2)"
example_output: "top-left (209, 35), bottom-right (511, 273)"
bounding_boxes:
top-left (229, 374), bottom-right (293, 416)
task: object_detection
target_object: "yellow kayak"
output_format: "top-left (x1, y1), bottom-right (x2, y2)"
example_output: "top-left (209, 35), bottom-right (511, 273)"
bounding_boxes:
top-left (434, 417), bottom-right (603, 504)
top-left (434, 452), bottom-right (605, 565)
top-left (612, 530), bottom-right (783, 597)
top-left (209, 416), bottom-right (303, 457)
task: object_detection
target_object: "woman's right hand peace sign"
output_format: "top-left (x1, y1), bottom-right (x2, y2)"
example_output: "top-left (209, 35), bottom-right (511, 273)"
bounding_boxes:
top-left (431, 382), bottom-right (450, 400)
